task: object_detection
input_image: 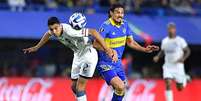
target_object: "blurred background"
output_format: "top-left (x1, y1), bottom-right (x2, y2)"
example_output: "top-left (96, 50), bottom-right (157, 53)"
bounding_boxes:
top-left (0, 0), bottom-right (201, 100)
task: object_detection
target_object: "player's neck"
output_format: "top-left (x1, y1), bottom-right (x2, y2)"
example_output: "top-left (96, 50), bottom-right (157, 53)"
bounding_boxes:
top-left (168, 35), bottom-right (176, 39)
top-left (109, 18), bottom-right (122, 26)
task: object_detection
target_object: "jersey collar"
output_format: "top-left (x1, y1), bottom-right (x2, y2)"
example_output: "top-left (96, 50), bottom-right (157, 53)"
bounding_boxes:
top-left (109, 18), bottom-right (123, 28)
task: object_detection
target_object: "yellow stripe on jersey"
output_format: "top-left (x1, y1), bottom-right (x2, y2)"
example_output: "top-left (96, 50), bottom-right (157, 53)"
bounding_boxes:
top-left (105, 36), bottom-right (127, 48)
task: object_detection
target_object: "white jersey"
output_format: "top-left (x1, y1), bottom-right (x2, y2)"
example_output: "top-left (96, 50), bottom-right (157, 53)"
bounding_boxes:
top-left (55, 23), bottom-right (93, 56)
top-left (161, 36), bottom-right (187, 63)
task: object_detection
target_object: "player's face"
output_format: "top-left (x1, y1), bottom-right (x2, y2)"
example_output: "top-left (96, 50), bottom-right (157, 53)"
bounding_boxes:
top-left (168, 27), bottom-right (176, 37)
top-left (49, 23), bottom-right (62, 36)
top-left (111, 7), bottom-right (124, 23)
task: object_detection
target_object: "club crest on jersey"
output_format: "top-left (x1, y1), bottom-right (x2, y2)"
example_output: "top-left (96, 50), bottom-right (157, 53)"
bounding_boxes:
top-left (112, 32), bottom-right (116, 35)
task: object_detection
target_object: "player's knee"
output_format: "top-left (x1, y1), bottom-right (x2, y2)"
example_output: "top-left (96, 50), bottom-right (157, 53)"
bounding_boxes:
top-left (114, 82), bottom-right (125, 95)
top-left (76, 84), bottom-right (85, 92)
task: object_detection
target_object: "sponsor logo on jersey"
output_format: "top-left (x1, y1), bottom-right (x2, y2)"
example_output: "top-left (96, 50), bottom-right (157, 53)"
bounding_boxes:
top-left (100, 65), bottom-right (112, 72)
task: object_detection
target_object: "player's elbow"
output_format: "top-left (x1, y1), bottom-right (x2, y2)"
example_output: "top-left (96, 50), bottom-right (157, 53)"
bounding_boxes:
top-left (93, 40), bottom-right (101, 50)
top-left (187, 47), bottom-right (191, 55)
top-left (127, 42), bottom-right (136, 49)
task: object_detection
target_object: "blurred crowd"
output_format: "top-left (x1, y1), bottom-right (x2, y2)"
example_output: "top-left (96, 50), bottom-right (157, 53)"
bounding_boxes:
top-left (0, 40), bottom-right (200, 78)
top-left (0, 0), bottom-right (201, 15)
top-left (0, 40), bottom-right (72, 78)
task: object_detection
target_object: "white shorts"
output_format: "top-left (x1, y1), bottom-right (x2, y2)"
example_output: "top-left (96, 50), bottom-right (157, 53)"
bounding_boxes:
top-left (163, 63), bottom-right (186, 84)
top-left (71, 47), bottom-right (98, 79)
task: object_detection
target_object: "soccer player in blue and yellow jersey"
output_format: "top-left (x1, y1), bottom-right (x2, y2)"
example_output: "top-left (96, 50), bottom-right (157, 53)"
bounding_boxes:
top-left (93, 4), bottom-right (159, 101)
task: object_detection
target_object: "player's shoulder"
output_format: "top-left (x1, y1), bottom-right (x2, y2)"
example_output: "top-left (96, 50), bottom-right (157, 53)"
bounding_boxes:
top-left (61, 23), bottom-right (76, 33)
top-left (101, 20), bottom-right (112, 27)
top-left (176, 36), bottom-right (185, 41)
top-left (162, 37), bottom-right (169, 42)
top-left (99, 20), bottom-right (111, 32)
top-left (61, 23), bottom-right (71, 29)
top-left (103, 20), bottom-right (111, 25)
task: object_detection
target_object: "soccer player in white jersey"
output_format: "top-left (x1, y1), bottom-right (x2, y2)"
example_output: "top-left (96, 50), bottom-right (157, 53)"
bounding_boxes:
top-left (153, 22), bottom-right (191, 101)
top-left (23, 13), bottom-right (117, 101)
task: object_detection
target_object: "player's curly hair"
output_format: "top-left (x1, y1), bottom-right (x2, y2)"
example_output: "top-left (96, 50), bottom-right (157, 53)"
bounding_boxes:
top-left (108, 4), bottom-right (124, 18)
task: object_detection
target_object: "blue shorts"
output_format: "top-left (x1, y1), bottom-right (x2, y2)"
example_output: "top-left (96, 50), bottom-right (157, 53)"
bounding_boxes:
top-left (97, 61), bottom-right (126, 85)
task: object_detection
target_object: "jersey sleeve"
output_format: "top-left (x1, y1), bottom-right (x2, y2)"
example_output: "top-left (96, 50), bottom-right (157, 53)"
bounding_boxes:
top-left (126, 24), bottom-right (134, 40)
top-left (161, 39), bottom-right (165, 50)
top-left (99, 23), bottom-right (109, 38)
top-left (179, 37), bottom-right (188, 49)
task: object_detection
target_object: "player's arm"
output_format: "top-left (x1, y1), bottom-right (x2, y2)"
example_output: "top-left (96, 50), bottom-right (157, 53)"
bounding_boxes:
top-left (126, 37), bottom-right (159, 53)
top-left (23, 31), bottom-right (52, 54)
top-left (177, 46), bottom-right (191, 63)
top-left (89, 29), bottom-right (112, 54)
top-left (177, 38), bottom-right (191, 63)
top-left (89, 29), bottom-right (117, 61)
top-left (153, 50), bottom-right (165, 63)
top-left (93, 40), bottom-right (104, 51)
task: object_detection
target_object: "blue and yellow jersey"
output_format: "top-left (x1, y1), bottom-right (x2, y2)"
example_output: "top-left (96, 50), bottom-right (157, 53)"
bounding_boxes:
top-left (98, 18), bottom-right (134, 63)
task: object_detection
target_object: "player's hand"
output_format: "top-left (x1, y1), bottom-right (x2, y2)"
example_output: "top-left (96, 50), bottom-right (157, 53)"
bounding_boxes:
top-left (23, 46), bottom-right (38, 54)
top-left (176, 58), bottom-right (185, 63)
top-left (144, 45), bottom-right (159, 53)
top-left (111, 49), bottom-right (118, 63)
top-left (106, 49), bottom-right (118, 62)
top-left (153, 56), bottom-right (159, 63)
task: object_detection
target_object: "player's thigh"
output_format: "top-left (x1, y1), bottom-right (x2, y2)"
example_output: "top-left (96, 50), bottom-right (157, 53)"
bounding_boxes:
top-left (174, 63), bottom-right (186, 84)
top-left (71, 55), bottom-right (80, 79)
top-left (162, 64), bottom-right (174, 80)
top-left (97, 64), bottom-right (117, 85)
top-left (116, 67), bottom-right (127, 85)
top-left (80, 48), bottom-right (98, 77)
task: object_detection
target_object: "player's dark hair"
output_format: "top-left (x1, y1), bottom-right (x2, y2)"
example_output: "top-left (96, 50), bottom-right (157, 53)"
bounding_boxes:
top-left (48, 17), bottom-right (60, 26)
top-left (108, 4), bottom-right (124, 18)
top-left (167, 22), bottom-right (176, 28)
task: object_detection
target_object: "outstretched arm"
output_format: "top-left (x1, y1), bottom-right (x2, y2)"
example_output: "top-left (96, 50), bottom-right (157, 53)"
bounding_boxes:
top-left (126, 37), bottom-right (159, 53)
top-left (23, 31), bottom-right (52, 54)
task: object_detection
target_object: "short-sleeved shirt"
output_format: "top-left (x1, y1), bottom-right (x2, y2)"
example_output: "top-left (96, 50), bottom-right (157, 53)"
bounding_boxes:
top-left (161, 36), bottom-right (188, 63)
top-left (54, 23), bottom-right (93, 56)
top-left (98, 18), bottom-right (134, 63)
